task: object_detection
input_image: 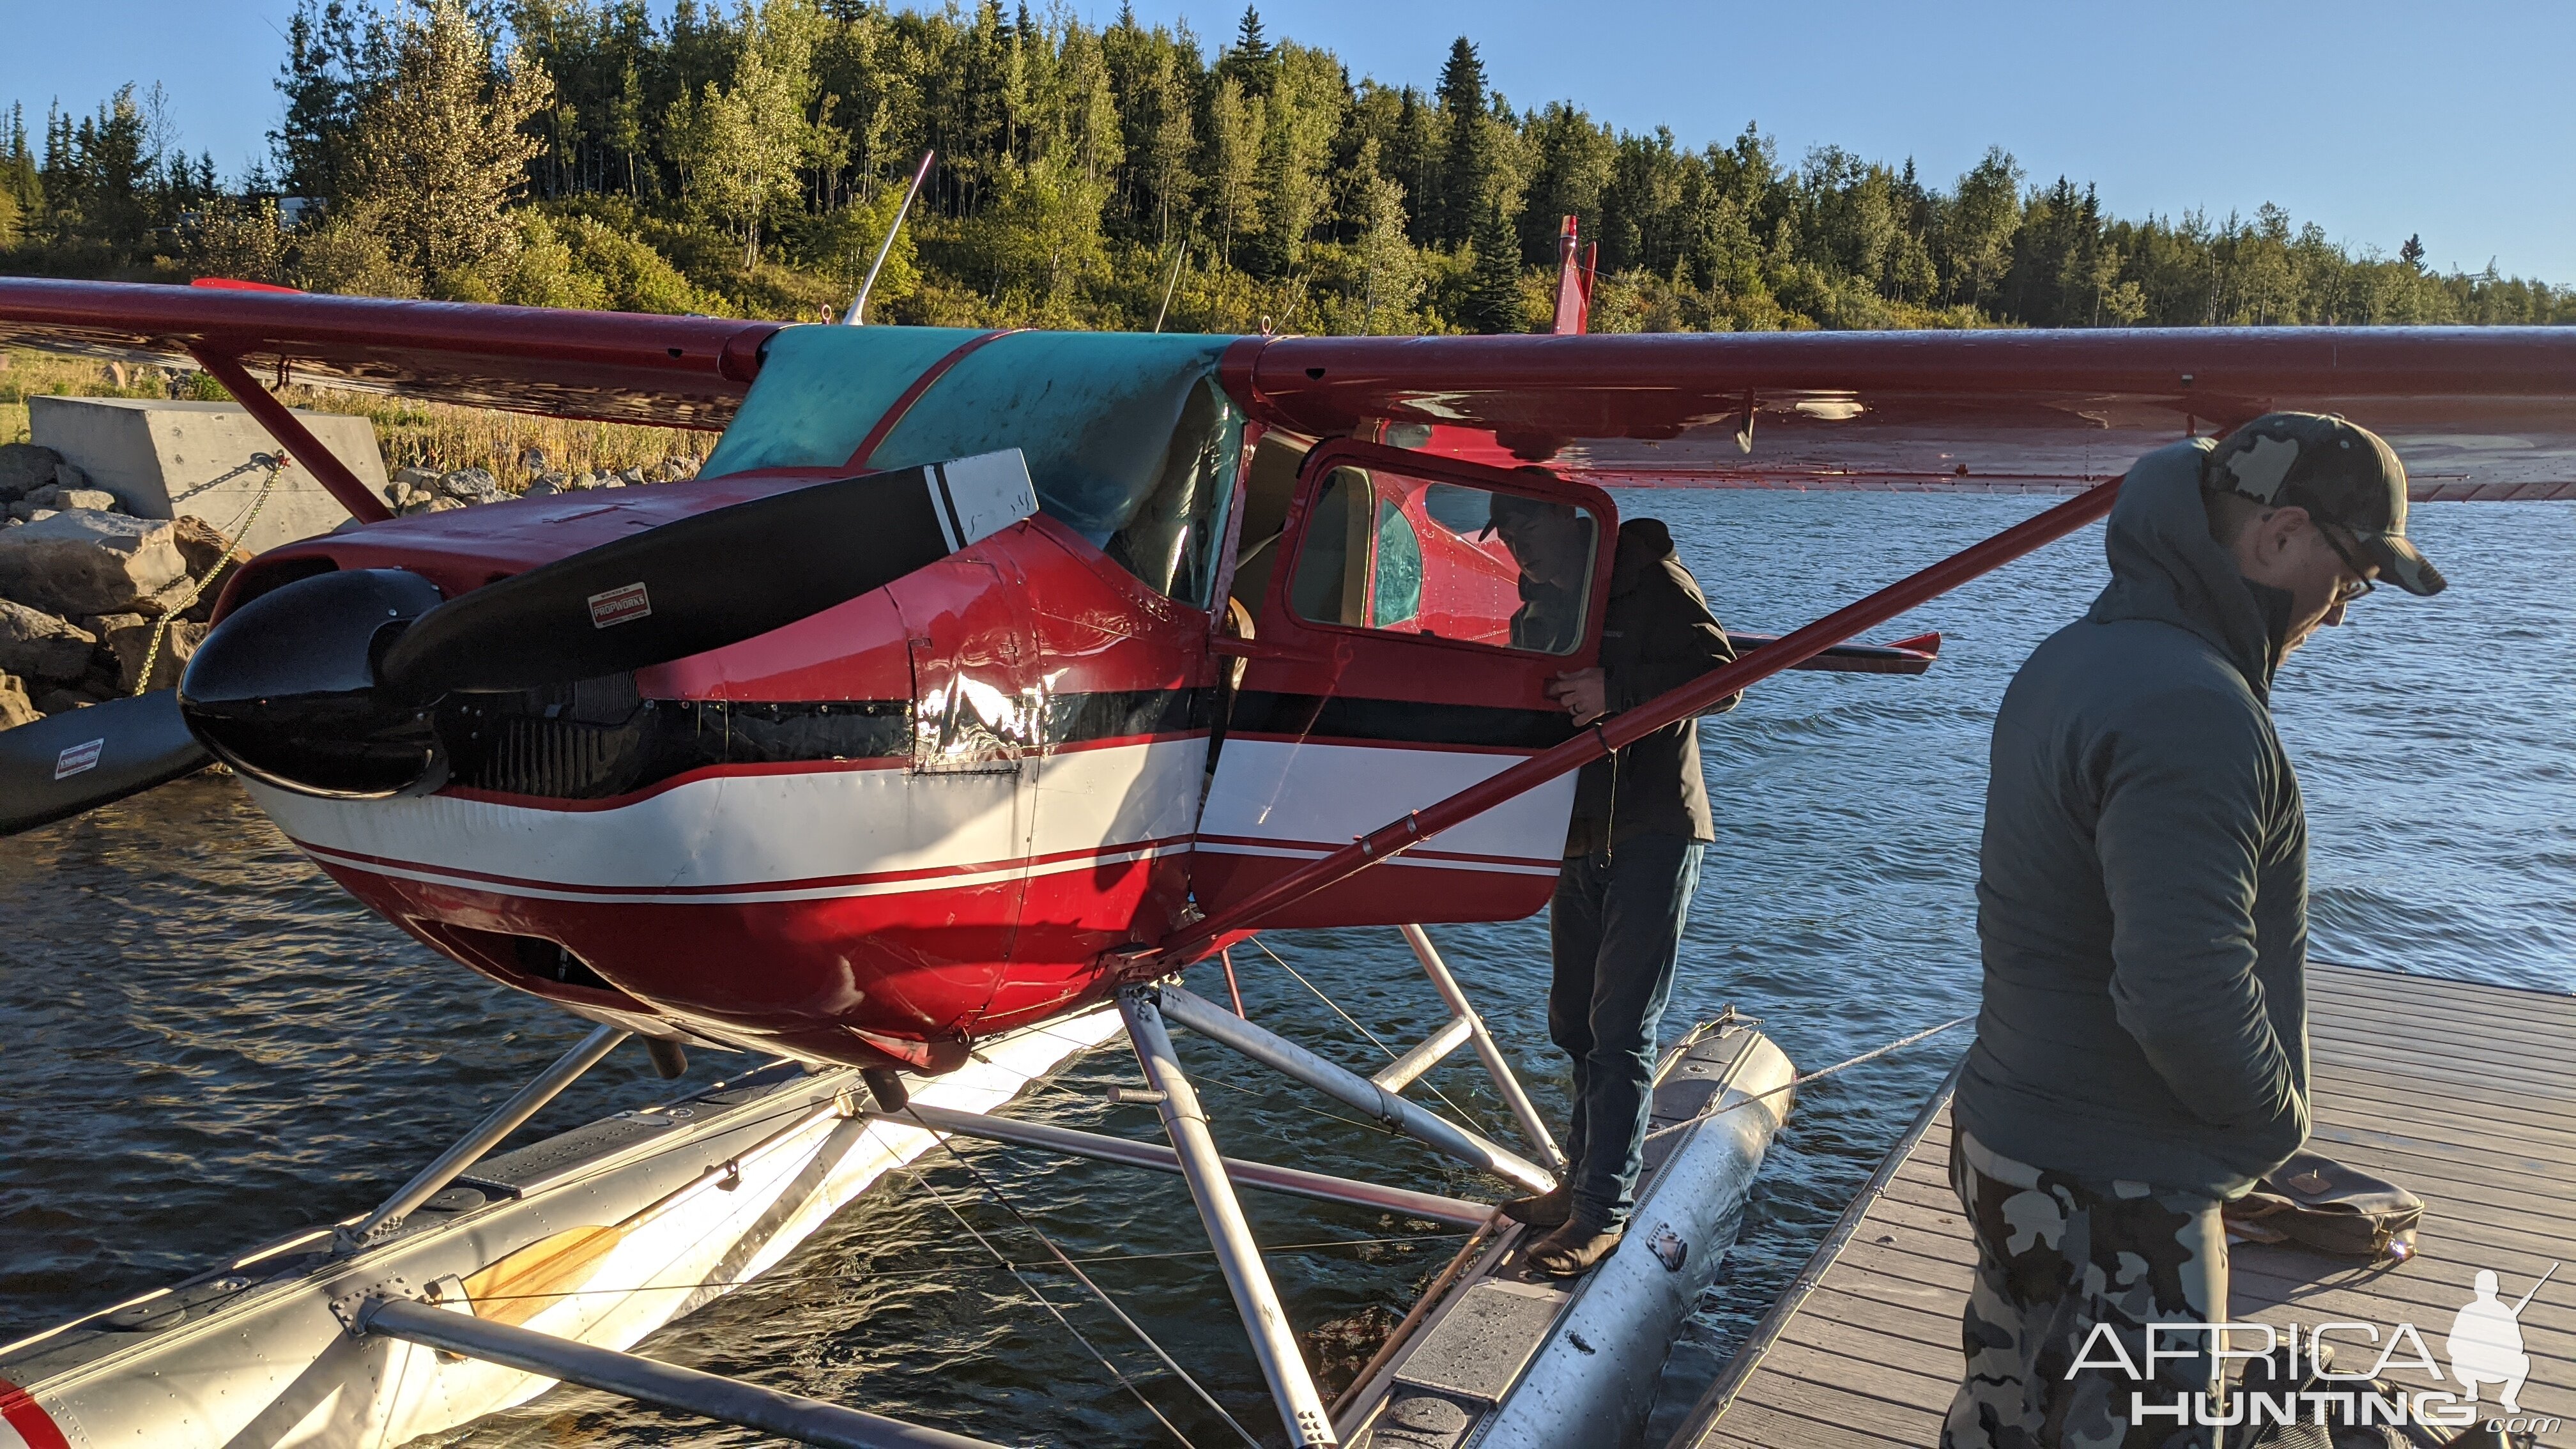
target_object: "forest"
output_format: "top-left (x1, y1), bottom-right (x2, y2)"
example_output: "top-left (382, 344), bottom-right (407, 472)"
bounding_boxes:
top-left (3, 0), bottom-right (2569, 336)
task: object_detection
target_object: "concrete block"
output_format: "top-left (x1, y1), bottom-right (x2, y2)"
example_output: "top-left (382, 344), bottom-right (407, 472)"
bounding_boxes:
top-left (27, 397), bottom-right (385, 556)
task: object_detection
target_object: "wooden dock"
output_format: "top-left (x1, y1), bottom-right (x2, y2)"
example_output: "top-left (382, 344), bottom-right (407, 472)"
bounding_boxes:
top-left (1671, 963), bottom-right (2576, 1447)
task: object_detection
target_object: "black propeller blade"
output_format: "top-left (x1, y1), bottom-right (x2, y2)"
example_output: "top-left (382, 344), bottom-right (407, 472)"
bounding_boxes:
top-left (378, 451), bottom-right (1036, 697)
top-left (176, 451), bottom-right (1038, 801)
top-left (0, 689), bottom-right (213, 836)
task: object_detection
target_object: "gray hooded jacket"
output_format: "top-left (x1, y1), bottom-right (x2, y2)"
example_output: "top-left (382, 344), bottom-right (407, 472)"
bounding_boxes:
top-left (1954, 438), bottom-right (2312, 1199)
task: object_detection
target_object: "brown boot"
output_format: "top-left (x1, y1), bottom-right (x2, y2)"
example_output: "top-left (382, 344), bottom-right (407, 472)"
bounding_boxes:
top-left (1525, 1221), bottom-right (1623, 1278)
top-left (1499, 1185), bottom-right (1571, 1228)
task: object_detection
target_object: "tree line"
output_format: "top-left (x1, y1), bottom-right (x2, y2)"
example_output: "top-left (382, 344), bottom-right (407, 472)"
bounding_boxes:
top-left (3, 0), bottom-right (2568, 335)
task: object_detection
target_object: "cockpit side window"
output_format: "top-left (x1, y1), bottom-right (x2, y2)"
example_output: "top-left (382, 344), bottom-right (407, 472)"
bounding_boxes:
top-left (1286, 467), bottom-right (1596, 654)
top-left (1099, 376), bottom-right (1243, 609)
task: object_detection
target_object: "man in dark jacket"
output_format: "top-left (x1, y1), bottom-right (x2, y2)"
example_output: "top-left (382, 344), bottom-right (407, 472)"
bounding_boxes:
top-left (1946, 414), bottom-right (2445, 1448)
top-left (1491, 510), bottom-right (1737, 1278)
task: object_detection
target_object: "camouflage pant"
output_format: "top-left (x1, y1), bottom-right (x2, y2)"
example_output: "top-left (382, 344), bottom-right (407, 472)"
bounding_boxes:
top-left (1943, 1125), bottom-right (2231, 1449)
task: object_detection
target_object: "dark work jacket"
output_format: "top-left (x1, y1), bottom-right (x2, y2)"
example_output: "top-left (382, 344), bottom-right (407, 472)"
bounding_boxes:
top-left (1561, 518), bottom-right (1736, 858)
top-left (1956, 438), bottom-right (2312, 1199)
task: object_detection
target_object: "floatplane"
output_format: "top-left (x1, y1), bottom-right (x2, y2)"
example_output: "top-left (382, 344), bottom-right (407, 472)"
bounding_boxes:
top-left (1, 226), bottom-right (2570, 1449)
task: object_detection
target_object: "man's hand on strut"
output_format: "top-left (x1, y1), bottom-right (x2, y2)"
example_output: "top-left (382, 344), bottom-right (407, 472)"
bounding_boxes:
top-left (1547, 668), bottom-right (1608, 725)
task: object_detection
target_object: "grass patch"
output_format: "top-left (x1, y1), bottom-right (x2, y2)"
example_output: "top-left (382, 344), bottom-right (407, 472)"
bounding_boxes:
top-left (2, 348), bottom-right (711, 491)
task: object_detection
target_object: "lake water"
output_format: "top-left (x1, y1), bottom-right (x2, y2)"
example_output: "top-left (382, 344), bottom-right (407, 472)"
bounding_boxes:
top-left (3, 489), bottom-right (2568, 1448)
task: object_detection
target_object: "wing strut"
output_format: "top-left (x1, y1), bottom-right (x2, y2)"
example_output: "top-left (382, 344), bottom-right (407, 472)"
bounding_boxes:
top-left (188, 345), bottom-right (394, 524)
top-left (1154, 473), bottom-right (2126, 963)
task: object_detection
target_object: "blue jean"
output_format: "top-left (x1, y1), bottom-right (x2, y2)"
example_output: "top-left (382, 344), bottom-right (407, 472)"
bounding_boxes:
top-left (1547, 832), bottom-right (1704, 1232)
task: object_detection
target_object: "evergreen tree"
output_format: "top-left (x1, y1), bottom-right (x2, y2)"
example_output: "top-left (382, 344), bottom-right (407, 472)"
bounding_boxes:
top-left (1464, 196), bottom-right (1522, 332)
top-left (270, 0), bottom-right (368, 202)
top-left (1431, 36), bottom-right (1489, 247)
top-left (1220, 8), bottom-right (1273, 96)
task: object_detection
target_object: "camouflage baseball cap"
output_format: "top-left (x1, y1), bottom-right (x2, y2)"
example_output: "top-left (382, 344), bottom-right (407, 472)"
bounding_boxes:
top-left (2204, 412), bottom-right (2446, 596)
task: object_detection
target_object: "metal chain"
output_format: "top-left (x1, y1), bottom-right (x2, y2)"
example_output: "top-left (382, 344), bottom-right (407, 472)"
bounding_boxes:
top-left (129, 455), bottom-right (280, 697)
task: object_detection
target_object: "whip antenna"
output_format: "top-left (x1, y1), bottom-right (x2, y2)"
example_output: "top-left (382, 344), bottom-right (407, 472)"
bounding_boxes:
top-left (843, 150), bottom-right (934, 326)
top-left (1153, 241), bottom-right (1186, 332)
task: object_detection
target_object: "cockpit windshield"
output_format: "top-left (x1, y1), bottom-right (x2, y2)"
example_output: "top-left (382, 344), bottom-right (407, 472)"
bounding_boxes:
top-left (700, 326), bottom-right (1241, 607)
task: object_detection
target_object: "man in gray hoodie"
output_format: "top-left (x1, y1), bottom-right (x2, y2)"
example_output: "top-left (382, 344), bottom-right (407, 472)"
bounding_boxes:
top-left (1945, 413), bottom-right (2445, 1449)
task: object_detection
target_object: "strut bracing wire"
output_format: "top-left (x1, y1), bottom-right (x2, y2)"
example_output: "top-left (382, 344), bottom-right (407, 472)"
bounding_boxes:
top-left (1249, 938), bottom-right (1503, 1143)
top-left (1641, 1013), bottom-right (1974, 1144)
top-left (896, 1112), bottom-right (1264, 1449)
top-left (874, 1123), bottom-right (1208, 1449)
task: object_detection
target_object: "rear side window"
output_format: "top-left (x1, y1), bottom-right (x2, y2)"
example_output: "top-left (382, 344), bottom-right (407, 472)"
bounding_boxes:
top-left (1288, 466), bottom-right (1596, 654)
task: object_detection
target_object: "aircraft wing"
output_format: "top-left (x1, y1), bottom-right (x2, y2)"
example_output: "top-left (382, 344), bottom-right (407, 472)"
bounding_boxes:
top-left (0, 278), bottom-right (782, 429)
top-left (1246, 328), bottom-right (2576, 500)
top-left (4, 280), bottom-right (2571, 494)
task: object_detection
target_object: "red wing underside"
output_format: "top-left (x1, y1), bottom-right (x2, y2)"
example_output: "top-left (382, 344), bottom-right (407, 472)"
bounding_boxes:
top-left (4, 281), bottom-right (2571, 492)
top-left (0, 278), bottom-right (779, 428)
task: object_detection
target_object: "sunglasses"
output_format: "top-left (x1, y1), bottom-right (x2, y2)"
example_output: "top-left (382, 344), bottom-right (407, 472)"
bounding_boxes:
top-left (2290, 494), bottom-right (2379, 605)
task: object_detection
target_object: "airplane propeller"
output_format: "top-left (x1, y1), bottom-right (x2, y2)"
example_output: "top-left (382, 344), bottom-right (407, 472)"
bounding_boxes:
top-left (0, 689), bottom-right (213, 835)
top-left (0, 450), bottom-right (1038, 831)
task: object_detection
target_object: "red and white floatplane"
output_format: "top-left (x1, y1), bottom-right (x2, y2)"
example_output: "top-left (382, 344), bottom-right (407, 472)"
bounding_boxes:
top-left (1, 231), bottom-right (2570, 1448)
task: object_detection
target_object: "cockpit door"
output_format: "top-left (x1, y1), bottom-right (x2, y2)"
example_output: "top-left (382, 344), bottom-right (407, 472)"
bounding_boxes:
top-left (1193, 440), bottom-right (1617, 929)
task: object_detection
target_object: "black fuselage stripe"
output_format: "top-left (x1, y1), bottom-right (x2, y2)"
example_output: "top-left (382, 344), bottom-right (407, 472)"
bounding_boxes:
top-left (1227, 691), bottom-right (1575, 750)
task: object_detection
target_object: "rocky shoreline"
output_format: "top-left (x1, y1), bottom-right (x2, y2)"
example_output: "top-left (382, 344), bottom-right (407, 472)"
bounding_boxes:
top-left (0, 441), bottom-right (697, 729)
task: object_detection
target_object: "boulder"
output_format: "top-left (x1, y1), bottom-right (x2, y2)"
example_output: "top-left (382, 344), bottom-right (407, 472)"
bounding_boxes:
top-left (618, 466), bottom-right (647, 486)
top-left (0, 599), bottom-right (101, 681)
top-left (171, 517), bottom-right (251, 620)
top-left (523, 479), bottom-right (562, 498)
top-left (520, 446), bottom-right (549, 473)
top-left (38, 487), bottom-right (122, 514)
top-left (0, 671), bottom-right (37, 730)
top-left (34, 686), bottom-right (96, 715)
top-left (438, 468), bottom-right (500, 502)
top-left (0, 510), bottom-right (191, 617)
top-left (53, 462), bottom-right (91, 492)
top-left (105, 615), bottom-right (210, 693)
top-left (0, 443), bottom-right (65, 502)
top-left (8, 503), bottom-right (59, 523)
top-left (385, 465), bottom-right (440, 508)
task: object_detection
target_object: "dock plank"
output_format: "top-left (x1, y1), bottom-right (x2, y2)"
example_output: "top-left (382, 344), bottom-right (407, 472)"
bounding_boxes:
top-left (1671, 964), bottom-right (2576, 1446)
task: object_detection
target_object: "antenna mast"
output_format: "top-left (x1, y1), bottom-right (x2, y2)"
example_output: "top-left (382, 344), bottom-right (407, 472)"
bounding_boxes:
top-left (843, 150), bottom-right (935, 326)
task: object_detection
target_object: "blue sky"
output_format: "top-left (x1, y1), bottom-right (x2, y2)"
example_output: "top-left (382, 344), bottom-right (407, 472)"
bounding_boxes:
top-left (6, 0), bottom-right (2570, 281)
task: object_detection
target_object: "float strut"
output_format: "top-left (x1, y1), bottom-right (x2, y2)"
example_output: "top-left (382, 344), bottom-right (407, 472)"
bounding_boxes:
top-left (356, 1296), bottom-right (997, 1449)
top-left (1400, 924), bottom-right (1569, 1174)
top-left (1119, 986), bottom-right (1339, 1448)
top-left (338, 1024), bottom-right (630, 1251)
top-left (873, 1102), bottom-right (1493, 1229)
top-left (1155, 983), bottom-right (1556, 1193)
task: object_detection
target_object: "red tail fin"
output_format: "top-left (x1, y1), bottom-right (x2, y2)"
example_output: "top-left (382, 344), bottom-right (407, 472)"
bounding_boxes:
top-left (1552, 216), bottom-right (1593, 335)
